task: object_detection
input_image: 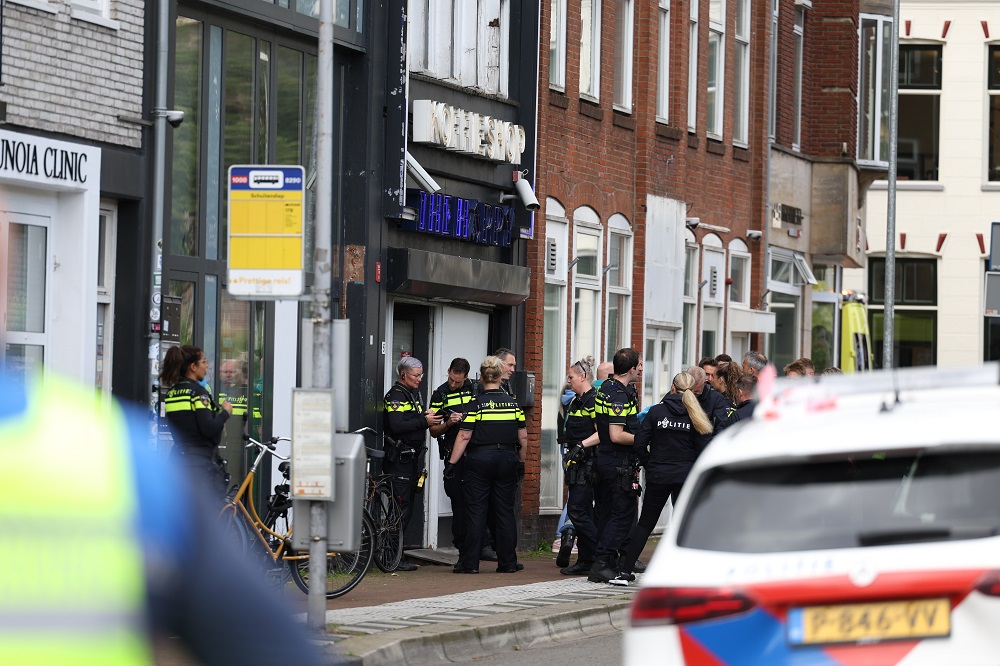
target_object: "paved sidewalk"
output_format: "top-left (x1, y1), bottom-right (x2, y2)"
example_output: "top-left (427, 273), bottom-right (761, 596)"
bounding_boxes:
top-left (319, 577), bottom-right (636, 666)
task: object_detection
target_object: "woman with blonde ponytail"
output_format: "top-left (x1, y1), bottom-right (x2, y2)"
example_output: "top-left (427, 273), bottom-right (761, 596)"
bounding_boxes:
top-left (608, 371), bottom-right (713, 586)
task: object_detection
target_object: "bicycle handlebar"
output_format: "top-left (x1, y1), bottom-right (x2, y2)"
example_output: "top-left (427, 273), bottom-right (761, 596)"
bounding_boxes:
top-left (242, 434), bottom-right (291, 461)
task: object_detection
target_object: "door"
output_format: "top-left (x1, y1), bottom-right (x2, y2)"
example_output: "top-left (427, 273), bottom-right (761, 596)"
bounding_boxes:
top-left (1, 211), bottom-right (51, 384)
top-left (390, 303), bottom-right (433, 548)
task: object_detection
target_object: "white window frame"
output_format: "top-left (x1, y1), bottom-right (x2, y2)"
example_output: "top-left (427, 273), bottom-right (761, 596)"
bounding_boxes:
top-left (792, 7), bottom-right (806, 150)
top-left (549, 0), bottom-right (568, 90)
top-left (71, 0), bottom-right (107, 17)
top-left (541, 198), bottom-right (569, 510)
top-left (728, 239), bottom-right (751, 307)
top-left (707, 0), bottom-right (726, 138)
top-left (613, 0), bottom-right (634, 112)
top-left (580, 0), bottom-right (602, 101)
top-left (733, 0), bottom-right (750, 145)
top-left (656, 0), bottom-right (671, 122)
top-left (605, 214), bottom-right (633, 359)
top-left (986, 43), bottom-right (1000, 183)
top-left (96, 204), bottom-right (117, 395)
top-left (897, 42), bottom-right (942, 182)
top-left (688, 1), bottom-right (699, 130)
top-left (769, 0), bottom-right (779, 140)
top-left (857, 13), bottom-right (893, 165)
top-left (682, 233), bottom-right (699, 364)
top-left (572, 208), bottom-right (603, 363)
top-left (1, 212), bottom-right (52, 380)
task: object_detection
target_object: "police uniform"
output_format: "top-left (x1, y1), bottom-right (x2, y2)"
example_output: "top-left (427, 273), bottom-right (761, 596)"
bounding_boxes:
top-left (616, 392), bottom-right (711, 576)
top-left (731, 398), bottom-right (757, 422)
top-left (455, 389), bottom-right (525, 572)
top-left (164, 376), bottom-right (230, 496)
top-left (429, 378), bottom-right (476, 553)
top-left (590, 377), bottom-right (641, 580)
top-left (699, 383), bottom-right (734, 433)
top-left (383, 381), bottom-right (430, 532)
top-left (562, 387), bottom-right (599, 570)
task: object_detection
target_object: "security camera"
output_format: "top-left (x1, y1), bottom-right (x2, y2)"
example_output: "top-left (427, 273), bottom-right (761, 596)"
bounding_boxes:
top-left (500, 171), bottom-right (541, 211)
top-left (163, 109), bottom-right (185, 128)
top-left (746, 229), bottom-right (763, 240)
top-left (405, 152), bottom-right (442, 194)
top-left (685, 217), bottom-right (700, 229)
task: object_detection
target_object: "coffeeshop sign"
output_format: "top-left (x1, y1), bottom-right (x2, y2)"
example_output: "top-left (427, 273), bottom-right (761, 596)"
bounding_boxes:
top-left (412, 100), bottom-right (526, 165)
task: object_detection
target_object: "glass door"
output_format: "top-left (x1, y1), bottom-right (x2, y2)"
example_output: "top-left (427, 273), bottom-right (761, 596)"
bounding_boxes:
top-left (2, 212), bottom-right (50, 384)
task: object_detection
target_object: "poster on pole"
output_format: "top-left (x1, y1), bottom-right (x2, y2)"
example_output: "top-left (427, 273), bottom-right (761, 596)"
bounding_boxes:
top-left (291, 389), bottom-right (334, 500)
top-left (227, 165), bottom-right (305, 298)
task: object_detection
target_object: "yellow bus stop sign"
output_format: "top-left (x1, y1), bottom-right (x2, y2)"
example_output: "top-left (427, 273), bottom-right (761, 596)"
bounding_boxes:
top-left (227, 165), bottom-right (305, 297)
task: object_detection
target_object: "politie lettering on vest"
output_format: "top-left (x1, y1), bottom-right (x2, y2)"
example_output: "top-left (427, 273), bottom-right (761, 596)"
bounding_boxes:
top-left (657, 417), bottom-right (692, 431)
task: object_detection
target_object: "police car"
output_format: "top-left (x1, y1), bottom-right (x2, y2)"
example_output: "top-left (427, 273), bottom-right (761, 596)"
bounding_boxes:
top-left (623, 363), bottom-right (1000, 665)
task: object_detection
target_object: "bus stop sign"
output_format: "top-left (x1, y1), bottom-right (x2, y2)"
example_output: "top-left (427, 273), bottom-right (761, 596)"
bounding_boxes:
top-left (227, 165), bottom-right (305, 298)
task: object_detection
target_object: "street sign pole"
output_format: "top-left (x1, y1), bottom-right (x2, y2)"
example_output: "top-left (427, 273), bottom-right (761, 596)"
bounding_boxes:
top-left (883, 0), bottom-right (901, 369)
top-left (307, 0), bottom-right (335, 632)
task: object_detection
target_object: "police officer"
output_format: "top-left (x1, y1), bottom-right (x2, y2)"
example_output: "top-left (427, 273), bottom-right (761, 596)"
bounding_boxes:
top-left (609, 371), bottom-right (713, 586)
top-left (447, 356), bottom-right (527, 574)
top-left (384, 356), bottom-right (442, 571)
top-left (161, 345), bottom-right (233, 497)
top-left (688, 365), bottom-right (733, 434)
top-left (429, 357), bottom-right (476, 561)
top-left (588, 348), bottom-right (643, 583)
top-left (559, 359), bottom-right (601, 575)
top-left (0, 371), bottom-right (325, 665)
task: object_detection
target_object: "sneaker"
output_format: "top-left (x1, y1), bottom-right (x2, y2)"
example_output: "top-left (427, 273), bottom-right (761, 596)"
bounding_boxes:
top-left (556, 529), bottom-right (576, 568)
top-left (480, 546), bottom-right (499, 562)
top-left (551, 537), bottom-right (561, 553)
top-left (608, 573), bottom-right (631, 587)
top-left (632, 559), bottom-right (646, 573)
top-left (395, 561), bottom-right (418, 572)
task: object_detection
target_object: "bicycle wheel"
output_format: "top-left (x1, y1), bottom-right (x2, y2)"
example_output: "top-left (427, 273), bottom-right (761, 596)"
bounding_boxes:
top-left (219, 504), bottom-right (251, 557)
top-left (288, 511), bottom-right (374, 599)
top-left (370, 483), bottom-right (404, 573)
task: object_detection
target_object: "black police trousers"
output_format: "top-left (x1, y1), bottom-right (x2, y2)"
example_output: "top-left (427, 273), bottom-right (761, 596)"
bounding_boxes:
top-left (383, 453), bottom-right (419, 532)
top-left (593, 452), bottom-right (638, 559)
top-left (617, 481), bottom-right (683, 575)
top-left (457, 447), bottom-right (520, 571)
top-left (172, 447), bottom-right (227, 500)
top-left (566, 482), bottom-right (597, 564)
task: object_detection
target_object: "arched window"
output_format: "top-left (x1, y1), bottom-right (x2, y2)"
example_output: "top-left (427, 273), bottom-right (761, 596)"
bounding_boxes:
top-left (572, 207), bottom-right (603, 364)
top-left (605, 213), bottom-right (632, 358)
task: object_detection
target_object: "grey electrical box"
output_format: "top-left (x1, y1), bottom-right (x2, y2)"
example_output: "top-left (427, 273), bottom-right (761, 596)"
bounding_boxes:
top-left (292, 432), bottom-right (366, 552)
top-left (510, 371), bottom-right (535, 408)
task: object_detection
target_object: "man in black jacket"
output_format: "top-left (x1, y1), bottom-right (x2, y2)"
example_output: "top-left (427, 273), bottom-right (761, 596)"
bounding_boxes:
top-left (687, 365), bottom-right (733, 434)
top-left (731, 374), bottom-right (758, 422)
top-left (384, 356), bottom-right (442, 571)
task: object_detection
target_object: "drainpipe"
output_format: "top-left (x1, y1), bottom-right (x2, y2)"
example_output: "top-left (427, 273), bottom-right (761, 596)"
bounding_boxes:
top-left (148, 0), bottom-right (171, 426)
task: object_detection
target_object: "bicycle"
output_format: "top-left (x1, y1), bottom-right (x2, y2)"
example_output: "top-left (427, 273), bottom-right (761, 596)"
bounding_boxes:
top-left (219, 434), bottom-right (374, 599)
top-left (352, 427), bottom-right (405, 573)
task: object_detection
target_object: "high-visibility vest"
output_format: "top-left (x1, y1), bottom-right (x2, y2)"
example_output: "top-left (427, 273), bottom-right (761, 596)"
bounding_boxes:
top-left (0, 376), bottom-right (151, 664)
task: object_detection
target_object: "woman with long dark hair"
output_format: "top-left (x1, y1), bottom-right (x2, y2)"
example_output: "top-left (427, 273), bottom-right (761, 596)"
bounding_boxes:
top-left (609, 371), bottom-right (713, 586)
top-left (160, 345), bottom-right (233, 497)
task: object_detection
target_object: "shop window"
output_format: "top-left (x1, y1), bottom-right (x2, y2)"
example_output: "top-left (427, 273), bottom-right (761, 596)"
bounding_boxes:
top-left (858, 14), bottom-right (892, 164)
top-left (549, 0), bottom-right (567, 90)
top-left (613, 0), bottom-right (633, 111)
top-left (897, 45), bottom-right (942, 181)
top-left (868, 257), bottom-right (937, 367)
top-left (580, 0), bottom-right (602, 100)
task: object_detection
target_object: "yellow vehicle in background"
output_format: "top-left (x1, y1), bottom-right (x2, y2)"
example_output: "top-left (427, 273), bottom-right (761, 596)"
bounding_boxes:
top-left (840, 290), bottom-right (873, 373)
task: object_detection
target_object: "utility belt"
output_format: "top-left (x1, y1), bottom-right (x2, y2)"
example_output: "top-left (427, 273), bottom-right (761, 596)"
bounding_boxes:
top-left (612, 456), bottom-right (642, 496)
top-left (469, 442), bottom-right (518, 451)
top-left (565, 454), bottom-right (595, 486)
top-left (598, 445), bottom-right (635, 459)
top-left (384, 434), bottom-right (423, 463)
top-left (172, 445), bottom-right (216, 459)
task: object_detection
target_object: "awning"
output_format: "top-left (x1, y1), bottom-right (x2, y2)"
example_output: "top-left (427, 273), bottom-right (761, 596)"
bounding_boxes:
top-left (386, 248), bottom-right (530, 306)
top-left (729, 307), bottom-right (776, 334)
top-left (405, 151), bottom-right (441, 193)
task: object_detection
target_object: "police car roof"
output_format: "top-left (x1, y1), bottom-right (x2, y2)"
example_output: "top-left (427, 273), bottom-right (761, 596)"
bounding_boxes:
top-left (696, 363), bottom-right (1000, 470)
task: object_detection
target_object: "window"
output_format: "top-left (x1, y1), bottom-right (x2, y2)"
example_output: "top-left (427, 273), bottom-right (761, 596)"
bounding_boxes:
top-left (294, 0), bottom-right (363, 31)
top-left (573, 209), bottom-right (603, 362)
top-left (733, 0), bottom-right (750, 144)
top-left (769, 0), bottom-right (779, 139)
top-left (541, 206), bottom-right (568, 510)
top-left (613, 0), bottom-right (634, 111)
top-left (792, 7), bottom-right (805, 149)
top-left (580, 0), bottom-right (601, 99)
top-left (656, 0), bottom-right (671, 121)
top-left (987, 46), bottom-right (1000, 181)
top-left (811, 265), bottom-right (840, 372)
top-left (2, 213), bottom-right (50, 385)
top-left (729, 251), bottom-right (750, 306)
top-left (682, 240), bottom-right (699, 364)
top-left (95, 206), bottom-right (117, 394)
top-left (897, 45), bottom-right (942, 181)
top-left (72, 0), bottom-right (108, 18)
top-left (858, 14), bottom-right (893, 163)
top-left (868, 258), bottom-right (937, 367)
top-left (706, 0), bottom-right (725, 137)
top-left (409, 0), bottom-right (510, 96)
top-left (549, 0), bottom-right (567, 89)
top-left (606, 215), bottom-right (633, 359)
top-left (643, 328), bottom-right (675, 410)
top-left (688, 1), bottom-right (699, 130)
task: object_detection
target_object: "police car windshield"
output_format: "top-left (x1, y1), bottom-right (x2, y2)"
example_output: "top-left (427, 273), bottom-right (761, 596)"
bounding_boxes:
top-left (677, 451), bottom-right (1000, 553)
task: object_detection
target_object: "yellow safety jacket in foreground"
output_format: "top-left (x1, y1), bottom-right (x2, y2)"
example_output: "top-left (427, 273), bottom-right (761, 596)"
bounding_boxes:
top-left (0, 376), bottom-right (150, 664)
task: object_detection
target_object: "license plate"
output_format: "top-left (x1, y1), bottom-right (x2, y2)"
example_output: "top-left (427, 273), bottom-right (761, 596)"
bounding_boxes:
top-left (787, 598), bottom-right (951, 646)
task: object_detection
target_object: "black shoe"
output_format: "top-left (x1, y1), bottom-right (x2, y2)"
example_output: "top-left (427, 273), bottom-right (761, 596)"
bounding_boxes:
top-left (560, 561), bottom-right (594, 576)
top-left (395, 561), bottom-right (418, 572)
top-left (556, 529), bottom-right (576, 568)
top-left (480, 546), bottom-right (499, 562)
top-left (453, 565), bottom-right (479, 574)
top-left (587, 557), bottom-right (616, 584)
top-left (632, 559), bottom-right (646, 573)
top-left (496, 562), bottom-right (524, 573)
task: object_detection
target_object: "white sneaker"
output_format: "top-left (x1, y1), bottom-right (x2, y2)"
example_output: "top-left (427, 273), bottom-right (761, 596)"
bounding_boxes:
top-left (608, 574), bottom-right (631, 587)
top-left (551, 538), bottom-right (561, 553)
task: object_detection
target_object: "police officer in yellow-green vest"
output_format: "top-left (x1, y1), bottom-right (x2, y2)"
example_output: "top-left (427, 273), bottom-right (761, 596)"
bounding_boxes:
top-left (384, 356), bottom-right (442, 571)
top-left (0, 371), bottom-right (325, 664)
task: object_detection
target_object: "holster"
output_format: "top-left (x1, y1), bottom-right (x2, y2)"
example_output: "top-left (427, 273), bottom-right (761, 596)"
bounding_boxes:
top-left (384, 435), bottom-right (401, 462)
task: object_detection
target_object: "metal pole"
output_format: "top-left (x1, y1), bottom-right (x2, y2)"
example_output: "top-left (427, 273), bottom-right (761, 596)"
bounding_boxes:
top-left (148, 0), bottom-right (170, 430)
top-left (307, 0), bottom-right (335, 632)
top-left (883, 0), bottom-right (900, 369)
